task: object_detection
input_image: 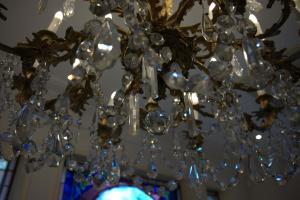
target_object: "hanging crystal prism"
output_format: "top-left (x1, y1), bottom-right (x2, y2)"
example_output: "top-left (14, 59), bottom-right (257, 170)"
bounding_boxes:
top-left (108, 155), bottom-right (120, 184)
top-left (189, 161), bottom-right (201, 184)
top-left (242, 37), bottom-right (264, 70)
top-left (63, 0), bottom-right (76, 17)
top-left (183, 92), bottom-right (198, 137)
top-left (146, 64), bottom-right (159, 100)
top-left (128, 93), bottom-right (140, 136)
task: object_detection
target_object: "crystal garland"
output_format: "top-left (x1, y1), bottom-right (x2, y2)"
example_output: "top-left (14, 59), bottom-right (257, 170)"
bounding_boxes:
top-left (0, 0), bottom-right (300, 196)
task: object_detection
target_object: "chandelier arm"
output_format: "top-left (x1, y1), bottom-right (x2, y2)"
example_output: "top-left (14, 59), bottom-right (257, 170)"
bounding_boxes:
top-left (262, 40), bottom-right (300, 82)
top-left (232, 84), bottom-right (258, 92)
top-left (193, 58), bottom-right (215, 78)
top-left (193, 105), bottom-right (216, 118)
top-left (111, 7), bottom-right (123, 16)
top-left (166, 0), bottom-right (197, 26)
top-left (0, 27), bottom-right (86, 107)
top-left (244, 113), bottom-right (269, 132)
top-left (0, 43), bottom-right (16, 55)
top-left (0, 3), bottom-right (7, 21)
top-left (196, 53), bottom-right (215, 59)
top-left (179, 23), bottom-right (201, 35)
top-left (285, 48), bottom-right (300, 63)
top-left (113, 23), bottom-right (130, 36)
top-left (0, 0), bottom-right (299, 186)
top-left (257, 0), bottom-right (292, 39)
top-left (146, 0), bottom-right (164, 22)
top-left (64, 76), bottom-right (95, 115)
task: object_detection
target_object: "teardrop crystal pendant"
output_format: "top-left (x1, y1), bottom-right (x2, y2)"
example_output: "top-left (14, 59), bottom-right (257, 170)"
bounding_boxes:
top-left (92, 18), bottom-right (121, 71)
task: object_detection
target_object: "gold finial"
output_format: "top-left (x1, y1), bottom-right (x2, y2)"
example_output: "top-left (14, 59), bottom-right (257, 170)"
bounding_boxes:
top-left (161, 0), bottom-right (173, 17)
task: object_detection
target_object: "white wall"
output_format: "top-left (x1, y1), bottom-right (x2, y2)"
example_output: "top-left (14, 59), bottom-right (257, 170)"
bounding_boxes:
top-left (9, 158), bottom-right (64, 200)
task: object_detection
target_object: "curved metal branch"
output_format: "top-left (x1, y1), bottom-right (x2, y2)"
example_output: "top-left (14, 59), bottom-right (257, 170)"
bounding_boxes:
top-left (258, 0), bottom-right (292, 39)
top-left (0, 3), bottom-right (7, 21)
top-left (166, 0), bottom-right (196, 26)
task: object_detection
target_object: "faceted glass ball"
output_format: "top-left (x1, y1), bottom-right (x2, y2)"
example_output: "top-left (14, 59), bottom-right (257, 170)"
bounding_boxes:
top-left (144, 110), bottom-right (169, 135)
top-left (163, 63), bottom-right (187, 91)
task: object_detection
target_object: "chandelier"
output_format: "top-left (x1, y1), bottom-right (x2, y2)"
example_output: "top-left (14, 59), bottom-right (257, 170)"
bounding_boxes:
top-left (0, 0), bottom-right (300, 196)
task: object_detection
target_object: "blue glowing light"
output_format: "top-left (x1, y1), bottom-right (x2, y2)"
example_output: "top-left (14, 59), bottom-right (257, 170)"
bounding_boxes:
top-left (96, 186), bottom-right (153, 200)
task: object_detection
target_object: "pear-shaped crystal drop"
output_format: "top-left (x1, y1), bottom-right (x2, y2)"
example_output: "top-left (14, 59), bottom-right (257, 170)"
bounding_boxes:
top-left (147, 160), bottom-right (158, 179)
top-left (92, 19), bottom-right (120, 71)
top-left (160, 47), bottom-right (172, 63)
top-left (63, 0), bottom-right (76, 17)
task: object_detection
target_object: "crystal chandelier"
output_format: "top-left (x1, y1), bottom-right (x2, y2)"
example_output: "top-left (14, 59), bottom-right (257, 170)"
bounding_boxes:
top-left (0, 0), bottom-right (300, 195)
